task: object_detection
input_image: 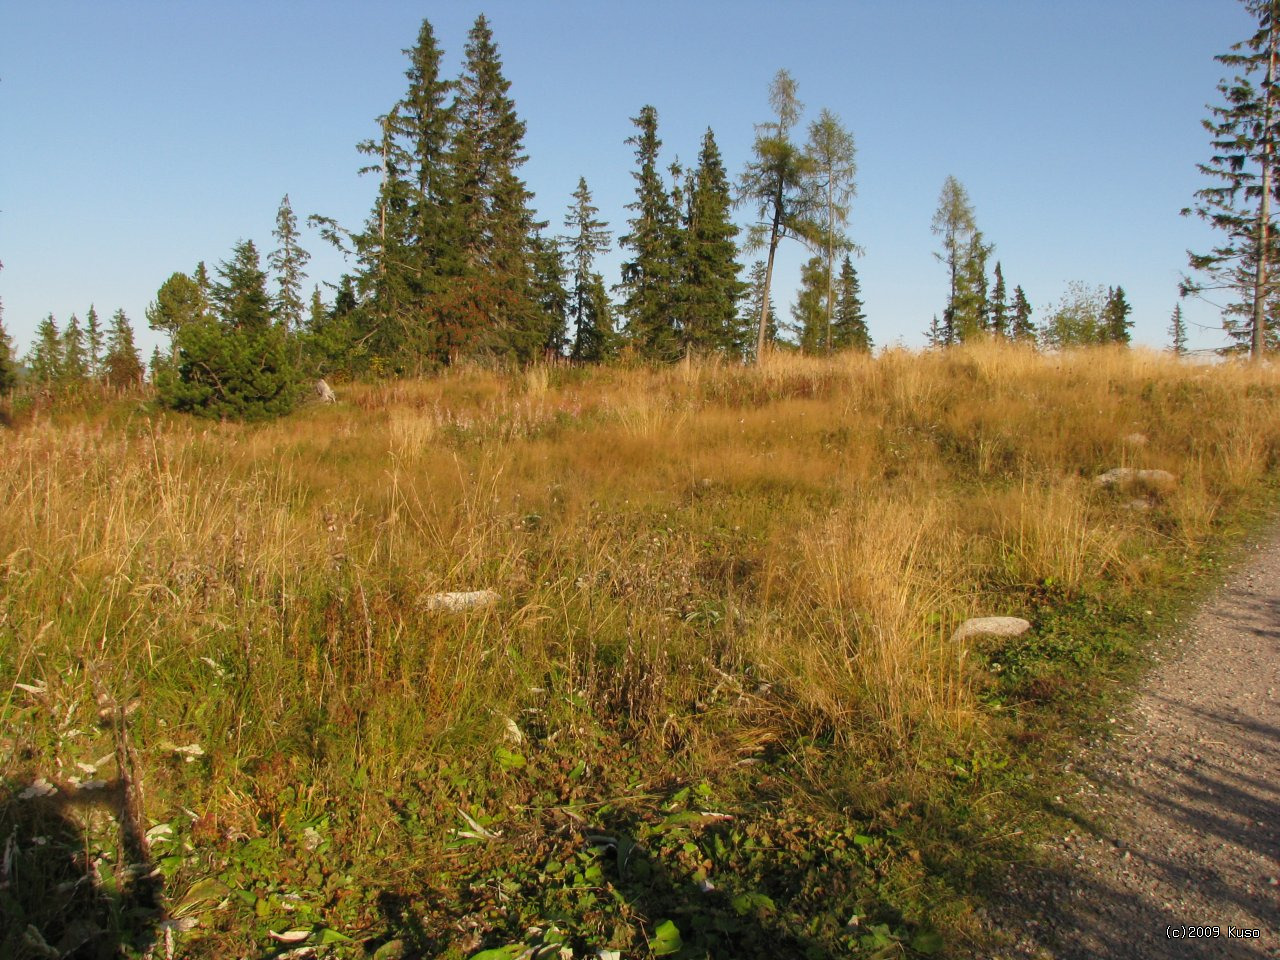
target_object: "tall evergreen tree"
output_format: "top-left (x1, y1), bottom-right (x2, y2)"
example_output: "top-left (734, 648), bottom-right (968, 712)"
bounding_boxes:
top-left (804, 109), bottom-right (857, 353)
top-left (952, 230), bottom-right (993, 341)
top-left (831, 255), bottom-right (870, 352)
top-left (682, 128), bottom-right (746, 355)
top-left (1169, 303), bottom-right (1188, 355)
top-left (396, 18), bottom-right (456, 274)
top-left (62, 314), bottom-right (89, 384)
top-left (103, 309), bottom-right (144, 388)
top-left (0, 298), bottom-right (15, 396)
top-left (742, 260), bottom-right (780, 349)
top-left (448, 14), bottom-right (543, 360)
top-left (85, 305), bottom-right (104, 379)
top-left (738, 69), bottom-right (820, 360)
top-left (194, 261), bottom-right (213, 312)
top-left (932, 176), bottom-right (979, 345)
top-left (1101, 285), bottom-right (1133, 344)
top-left (618, 105), bottom-right (680, 360)
top-left (925, 314), bottom-right (945, 348)
top-left (793, 255), bottom-right (830, 354)
top-left (308, 18), bottom-right (455, 372)
top-left (1183, 0), bottom-right (1280, 360)
top-left (529, 233), bottom-right (570, 356)
top-left (562, 177), bottom-right (614, 361)
top-left (213, 240), bottom-right (274, 330)
top-left (1010, 286), bottom-right (1036, 342)
top-left (269, 194), bottom-right (311, 330)
top-left (28, 315), bottom-right (63, 385)
top-left (989, 262), bottom-right (1010, 337)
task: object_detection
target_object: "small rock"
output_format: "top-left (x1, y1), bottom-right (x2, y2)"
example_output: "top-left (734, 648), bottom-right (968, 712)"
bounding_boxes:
top-left (1094, 467), bottom-right (1176, 490)
top-left (952, 616), bottom-right (1033, 643)
top-left (423, 589), bottom-right (500, 612)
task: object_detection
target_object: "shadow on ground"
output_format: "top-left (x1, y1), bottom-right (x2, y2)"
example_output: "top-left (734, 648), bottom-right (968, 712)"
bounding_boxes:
top-left (0, 780), bottom-right (162, 960)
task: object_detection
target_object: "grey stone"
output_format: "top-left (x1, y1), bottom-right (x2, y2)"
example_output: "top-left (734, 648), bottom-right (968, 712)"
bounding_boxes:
top-left (952, 616), bottom-right (1032, 643)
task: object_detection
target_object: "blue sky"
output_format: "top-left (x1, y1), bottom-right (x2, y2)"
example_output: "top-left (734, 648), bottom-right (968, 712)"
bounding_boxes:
top-left (0, 1), bottom-right (1257, 357)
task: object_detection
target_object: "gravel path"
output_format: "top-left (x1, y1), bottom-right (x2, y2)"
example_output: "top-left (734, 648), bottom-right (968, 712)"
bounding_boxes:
top-left (979, 531), bottom-right (1280, 959)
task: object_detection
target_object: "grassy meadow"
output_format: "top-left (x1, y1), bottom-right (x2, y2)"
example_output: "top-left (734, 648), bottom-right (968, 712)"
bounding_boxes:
top-left (3, 343), bottom-right (1279, 959)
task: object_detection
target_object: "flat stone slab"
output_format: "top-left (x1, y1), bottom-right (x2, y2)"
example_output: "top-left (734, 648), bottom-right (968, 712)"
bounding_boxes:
top-left (952, 616), bottom-right (1032, 643)
top-left (423, 589), bottom-right (499, 612)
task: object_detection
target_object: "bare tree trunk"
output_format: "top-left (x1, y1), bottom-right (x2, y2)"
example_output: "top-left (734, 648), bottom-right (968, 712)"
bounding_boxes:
top-left (757, 191), bottom-right (784, 362)
top-left (758, 232), bottom-right (780, 361)
top-left (825, 177), bottom-right (835, 354)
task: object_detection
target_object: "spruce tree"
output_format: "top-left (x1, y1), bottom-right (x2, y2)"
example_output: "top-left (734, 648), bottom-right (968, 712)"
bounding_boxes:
top-left (682, 128), bottom-right (745, 355)
top-left (28, 315), bottom-right (63, 385)
top-left (309, 18), bottom-right (455, 372)
top-left (85, 305), bottom-right (104, 379)
top-left (1101, 286), bottom-right (1133, 344)
top-left (738, 70), bottom-right (821, 359)
top-left (989, 262), bottom-right (1010, 337)
top-left (354, 110), bottom-right (419, 367)
top-left (1169, 303), bottom-right (1188, 355)
top-left (194, 262), bottom-right (213, 312)
top-left (832, 255), bottom-right (870, 352)
top-left (396, 17), bottom-right (455, 277)
top-left (793, 255), bottom-right (829, 354)
top-left (926, 314), bottom-right (944, 348)
top-left (0, 305), bottom-right (15, 396)
top-left (449, 14), bottom-right (543, 361)
top-left (932, 176), bottom-right (979, 345)
top-left (160, 240), bottom-right (299, 420)
top-left (618, 105), bottom-right (680, 361)
top-left (213, 240), bottom-right (273, 331)
top-left (562, 177), bottom-right (613, 361)
top-left (62, 314), bottom-right (89, 384)
top-left (269, 194), bottom-right (311, 330)
top-left (1184, 0), bottom-right (1280, 360)
top-left (742, 260), bottom-right (780, 349)
top-left (952, 230), bottom-right (993, 341)
top-left (103, 309), bottom-right (144, 388)
top-left (529, 233), bottom-right (570, 356)
top-left (1011, 286), bottom-right (1036, 342)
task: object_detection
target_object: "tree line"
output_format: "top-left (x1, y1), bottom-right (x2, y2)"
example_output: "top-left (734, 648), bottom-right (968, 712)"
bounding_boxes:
top-left (11, 3), bottom-right (1265, 416)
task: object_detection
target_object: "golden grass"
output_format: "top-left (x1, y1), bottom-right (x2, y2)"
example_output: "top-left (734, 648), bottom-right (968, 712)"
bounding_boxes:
top-left (2, 343), bottom-right (1279, 813)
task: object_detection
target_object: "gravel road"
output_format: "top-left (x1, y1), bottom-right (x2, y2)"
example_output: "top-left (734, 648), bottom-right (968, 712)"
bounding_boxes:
top-left (978, 531), bottom-right (1280, 959)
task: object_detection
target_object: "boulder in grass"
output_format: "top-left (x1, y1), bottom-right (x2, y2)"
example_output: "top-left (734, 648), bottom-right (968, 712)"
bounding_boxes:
top-left (1094, 467), bottom-right (1176, 491)
top-left (315, 378), bottom-right (336, 404)
top-left (424, 589), bottom-right (499, 613)
top-left (952, 616), bottom-right (1032, 644)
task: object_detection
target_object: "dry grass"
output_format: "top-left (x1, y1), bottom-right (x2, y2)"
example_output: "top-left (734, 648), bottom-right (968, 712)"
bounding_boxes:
top-left (1, 342), bottom-right (1279, 948)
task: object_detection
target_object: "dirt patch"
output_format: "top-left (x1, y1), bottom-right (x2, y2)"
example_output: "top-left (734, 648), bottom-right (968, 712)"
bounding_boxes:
top-left (978, 531), bottom-right (1280, 959)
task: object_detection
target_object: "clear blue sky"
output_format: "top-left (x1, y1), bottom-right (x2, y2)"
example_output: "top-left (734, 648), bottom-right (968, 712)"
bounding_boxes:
top-left (0, 0), bottom-right (1256, 358)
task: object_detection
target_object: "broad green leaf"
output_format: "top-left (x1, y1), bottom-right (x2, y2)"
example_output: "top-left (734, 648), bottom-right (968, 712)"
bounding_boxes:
top-left (649, 919), bottom-right (683, 956)
top-left (494, 746), bottom-right (526, 770)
